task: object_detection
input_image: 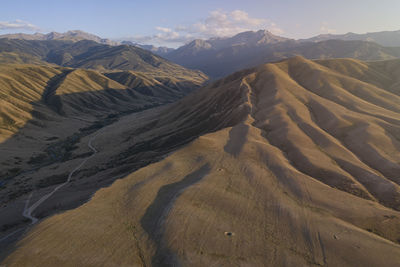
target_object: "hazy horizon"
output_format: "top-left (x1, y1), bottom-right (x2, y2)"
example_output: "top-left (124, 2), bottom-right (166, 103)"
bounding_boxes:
top-left (1, 0), bottom-right (400, 47)
top-left (3, 27), bottom-right (400, 49)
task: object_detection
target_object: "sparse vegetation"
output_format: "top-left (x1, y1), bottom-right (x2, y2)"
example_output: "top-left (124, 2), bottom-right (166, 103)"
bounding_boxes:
top-left (2, 27), bottom-right (400, 267)
top-left (28, 153), bottom-right (47, 165)
top-left (36, 173), bottom-right (68, 188)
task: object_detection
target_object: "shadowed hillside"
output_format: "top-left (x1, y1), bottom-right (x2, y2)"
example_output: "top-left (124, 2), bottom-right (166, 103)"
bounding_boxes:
top-left (0, 62), bottom-right (206, 136)
top-left (0, 63), bottom-right (207, 248)
top-left (0, 64), bottom-right (168, 142)
top-left (3, 56), bottom-right (400, 266)
top-left (0, 39), bottom-right (208, 81)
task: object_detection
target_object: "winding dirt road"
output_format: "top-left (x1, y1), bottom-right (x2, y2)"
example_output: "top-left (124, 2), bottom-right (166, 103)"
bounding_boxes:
top-left (0, 133), bottom-right (99, 243)
top-left (23, 134), bottom-right (99, 224)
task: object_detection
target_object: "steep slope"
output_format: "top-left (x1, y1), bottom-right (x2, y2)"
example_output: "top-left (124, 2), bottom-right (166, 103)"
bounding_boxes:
top-left (0, 64), bottom-right (62, 140)
top-left (0, 39), bottom-right (207, 83)
top-left (0, 63), bottom-right (152, 198)
top-left (0, 52), bottom-right (50, 65)
top-left (0, 39), bottom-right (70, 65)
top-left (166, 30), bottom-right (400, 78)
top-left (45, 68), bottom-right (158, 116)
top-left (0, 64), bottom-right (155, 140)
top-left (104, 70), bottom-right (205, 99)
top-left (0, 39), bottom-right (208, 105)
top-left (3, 57), bottom-right (400, 266)
top-left (0, 62), bottom-right (203, 222)
top-left (54, 42), bottom-right (196, 74)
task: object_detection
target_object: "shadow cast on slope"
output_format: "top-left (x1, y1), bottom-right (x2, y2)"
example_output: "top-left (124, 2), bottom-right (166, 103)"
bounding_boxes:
top-left (0, 68), bottom-right (250, 261)
top-left (224, 123), bottom-right (249, 157)
top-left (140, 163), bottom-right (211, 267)
top-left (41, 68), bottom-right (74, 115)
top-left (0, 85), bottom-right (168, 258)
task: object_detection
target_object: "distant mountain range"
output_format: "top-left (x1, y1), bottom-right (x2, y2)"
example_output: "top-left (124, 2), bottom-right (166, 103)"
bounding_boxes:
top-left (3, 28), bottom-right (400, 53)
top-left (164, 30), bottom-right (400, 77)
top-left (300, 30), bottom-right (400, 47)
top-left (0, 31), bottom-right (174, 56)
top-left (3, 29), bottom-right (400, 78)
top-left (0, 30), bottom-right (118, 45)
top-left (120, 41), bottom-right (174, 56)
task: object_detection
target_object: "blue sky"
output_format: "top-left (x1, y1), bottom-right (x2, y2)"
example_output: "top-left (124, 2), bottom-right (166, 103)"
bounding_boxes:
top-left (1, 0), bottom-right (400, 47)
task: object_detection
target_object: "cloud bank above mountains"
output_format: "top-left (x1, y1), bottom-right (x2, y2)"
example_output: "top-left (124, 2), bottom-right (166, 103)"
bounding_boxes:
top-left (0, 19), bottom-right (40, 31)
top-left (121, 9), bottom-right (284, 46)
top-left (0, 10), bottom-right (279, 47)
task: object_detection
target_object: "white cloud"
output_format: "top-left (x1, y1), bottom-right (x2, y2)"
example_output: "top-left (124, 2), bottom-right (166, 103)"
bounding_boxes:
top-left (129, 29), bottom-right (190, 45)
top-left (178, 9), bottom-right (282, 39)
top-left (231, 10), bottom-right (265, 26)
top-left (124, 10), bottom-right (283, 46)
top-left (0, 19), bottom-right (40, 31)
top-left (320, 22), bottom-right (337, 34)
top-left (155, 26), bottom-right (172, 33)
top-left (270, 22), bottom-right (284, 35)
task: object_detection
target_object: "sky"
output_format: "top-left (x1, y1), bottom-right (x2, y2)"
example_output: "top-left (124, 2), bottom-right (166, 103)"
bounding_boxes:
top-left (1, 0), bottom-right (400, 47)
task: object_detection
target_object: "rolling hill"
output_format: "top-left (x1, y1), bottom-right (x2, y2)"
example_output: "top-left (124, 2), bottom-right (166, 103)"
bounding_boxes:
top-left (2, 56), bottom-right (400, 266)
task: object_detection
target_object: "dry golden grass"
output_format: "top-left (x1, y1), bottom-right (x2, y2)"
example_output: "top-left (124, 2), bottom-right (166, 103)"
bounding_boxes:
top-left (0, 64), bottom-right (61, 140)
top-left (3, 56), bottom-right (400, 266)
top-left (0, 63), bottom-right (206, 217)
top-left (0, 63), bottom-right (207, 141)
